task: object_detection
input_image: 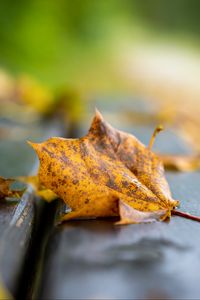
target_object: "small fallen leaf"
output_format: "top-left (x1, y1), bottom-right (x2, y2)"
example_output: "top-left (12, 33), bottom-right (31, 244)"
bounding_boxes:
top-left (160, 154), bottom-right (200, 172)
top-left (17, 76), bottom-right (54, 115)
top-left (0, 278), bottom-right (12, 300)
top-left (0, 176), bottom-right (23, 200)
top-left (29, 110), bottom-right (180, 224)
top-left (18, 175), bottom-right (58, 202)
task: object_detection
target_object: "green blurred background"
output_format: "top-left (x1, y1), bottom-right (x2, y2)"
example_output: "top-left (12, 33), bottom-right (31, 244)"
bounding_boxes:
top-left (1, 0), bottom-right (200, 90)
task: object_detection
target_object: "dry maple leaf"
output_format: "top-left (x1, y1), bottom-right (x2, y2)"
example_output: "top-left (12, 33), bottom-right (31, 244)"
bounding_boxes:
top-left (28, 110), bottom-right (183, 225)
top-left (0, 176), bottom-right (23, 199)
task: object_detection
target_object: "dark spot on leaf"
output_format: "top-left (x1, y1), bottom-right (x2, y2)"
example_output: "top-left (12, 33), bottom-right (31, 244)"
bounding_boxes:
top-left (72, 179), bottom-right (79, 185)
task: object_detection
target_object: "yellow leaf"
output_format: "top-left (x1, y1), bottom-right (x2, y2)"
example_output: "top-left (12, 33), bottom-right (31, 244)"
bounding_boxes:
top-left (29, 110), bottom-right (179, 224)
top-left (160, 153), bottom-right (200, 172)
top-left (18, 175), bottom-right (57, 202)
top-left (0, 279), bottom-right (12, 300)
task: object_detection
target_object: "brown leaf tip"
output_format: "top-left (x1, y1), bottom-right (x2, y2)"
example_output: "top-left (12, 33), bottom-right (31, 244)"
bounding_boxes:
top-left (94, 108), bottom-right (103, 121)
top-left (88, 108), bottom-right (106, 136)
top-left (27, 140), bottom-right (42, 154)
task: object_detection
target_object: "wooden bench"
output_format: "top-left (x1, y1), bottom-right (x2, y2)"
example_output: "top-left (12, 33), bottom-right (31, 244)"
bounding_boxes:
top-left (1, 102), bottom-right (200, 299)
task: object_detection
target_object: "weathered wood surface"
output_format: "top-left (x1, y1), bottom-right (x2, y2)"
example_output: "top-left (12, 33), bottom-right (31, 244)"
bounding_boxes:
top-left (1, 103), bottom-right (200, 299)
top-left (0, 119), bottom-right (65, 298)
top-left (38, 108), bottom-right (200, 299)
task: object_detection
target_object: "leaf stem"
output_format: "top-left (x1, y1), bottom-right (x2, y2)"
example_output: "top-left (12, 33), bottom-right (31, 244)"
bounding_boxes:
top-left (172, 209), bottom-right (200, 222)
top-left (148, 125), bottom-right (164, 150)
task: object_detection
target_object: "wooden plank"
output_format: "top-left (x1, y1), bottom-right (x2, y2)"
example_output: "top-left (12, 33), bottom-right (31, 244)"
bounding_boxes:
top-left (0, 119), bottom-right (65, 298)
top-left (38, 111), bottom-right (200, 299)
top-left (0, 189), bottom-right (35, 296)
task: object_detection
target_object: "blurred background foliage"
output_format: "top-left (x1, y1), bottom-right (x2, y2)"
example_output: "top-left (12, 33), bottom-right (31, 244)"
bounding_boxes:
top-left (0, 0), bottom-right (200, 90)
top-left (1, 0), bottom-right (200, 152)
